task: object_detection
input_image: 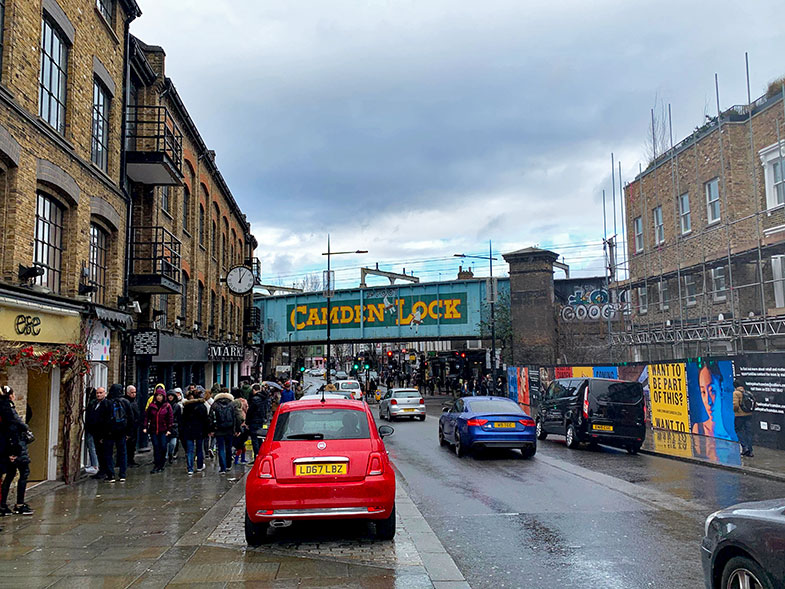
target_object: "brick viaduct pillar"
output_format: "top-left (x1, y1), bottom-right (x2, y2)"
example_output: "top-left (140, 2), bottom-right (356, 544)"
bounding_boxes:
top-left (502, 247), bottom-right (559, 366)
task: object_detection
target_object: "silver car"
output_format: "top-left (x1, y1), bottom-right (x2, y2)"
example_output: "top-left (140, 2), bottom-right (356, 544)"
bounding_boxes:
top-left (379, 388), bottom-right (426, 421)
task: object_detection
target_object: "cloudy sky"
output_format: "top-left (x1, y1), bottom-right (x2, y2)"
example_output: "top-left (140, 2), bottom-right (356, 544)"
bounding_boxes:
top-left (132, 0), bottom-right (785, 288)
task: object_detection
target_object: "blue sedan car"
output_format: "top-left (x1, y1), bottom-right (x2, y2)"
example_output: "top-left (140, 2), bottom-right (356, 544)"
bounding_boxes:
top-left (439, 396), bottom-right (536, 458)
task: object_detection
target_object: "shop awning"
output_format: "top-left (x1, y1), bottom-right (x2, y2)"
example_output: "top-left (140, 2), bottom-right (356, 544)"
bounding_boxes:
top-left (94, 306), bottom-right (134, 328)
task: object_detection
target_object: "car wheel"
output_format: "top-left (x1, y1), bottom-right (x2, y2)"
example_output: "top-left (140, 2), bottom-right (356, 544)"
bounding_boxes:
top-left (375, 504), bottom-right (396, 540)
top-left (536, 419), bottom-right (547, 440)
top-left (419, 414), bottom-right (426, 421)
top-left (520, 444), bottom-right (536, 459)
top-left (438, 426), bottom-right (447, 447)
top-left (454, 431), bottom-right (466, 457)
top-left (379, 408), bottom-right (386, 422)
top-left (626, 443), bottom-right (641, 455)
top-left (565, 424), bottom-right (580, 449)
top-left (245, 511), bottom-right (271, 546)
top-left (721, 556), bottom-right (773, 589)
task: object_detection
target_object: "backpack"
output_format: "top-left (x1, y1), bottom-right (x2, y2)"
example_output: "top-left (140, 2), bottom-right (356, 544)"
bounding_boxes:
top-left (110, 399), bottom-right (128, 434)
top-left (740, 390), bottom-right (756, 413)
top-left (212, 402), bottom-right (234, 431)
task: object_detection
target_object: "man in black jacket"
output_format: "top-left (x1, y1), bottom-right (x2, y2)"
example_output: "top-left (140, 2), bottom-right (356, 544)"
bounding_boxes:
top-left (246, 384), bottom-right (267, 459)
top-left (124, 385), bottom-right (141, 466)
top-left (104, 384), bottom-right (132, 482)
top-left (85, 387), bottom-right (109, 479)
top-left (0, 386), bottom-right (32, 515)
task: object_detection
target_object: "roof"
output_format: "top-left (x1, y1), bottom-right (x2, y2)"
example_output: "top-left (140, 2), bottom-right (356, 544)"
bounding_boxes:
top-left (503, 246), bottom-right (559, 260)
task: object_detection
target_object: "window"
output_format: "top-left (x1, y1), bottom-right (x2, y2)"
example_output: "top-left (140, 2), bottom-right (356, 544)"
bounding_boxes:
top-left (180, 273), bottom-right (189, 323)
top-left (634, 216), bottom-right (643, 252)
top-left (161, 186), bottom-right (170, 215)
top-left (0, 0), bottom-right (6, 79)
top-left (221, 297), bottom-right (226, 332)
top-left (678, 193), bottom-right (691, 234)
top-left (711, 266), bottom-right (727, 302)
top-left (96, 0), bottom-right (113, 23)
top-left (684, 275), bottom-right (697, 307)
top-left (182, 187), bottom-right (190, 233)
top-left (197, 281), bottom-right (204, 328)
top-left (221, 233), bottom-right (226, 268)
top-left (229, 303), bottom-right (234, 334)
top-left (91, 79), bottom-right (110, 171)
top-left (34, 192), bottom-right (65, 292)
top-left (199, 204), bottom-right (205, 245)
top-left (705, 178), bottom-right (720, 224)
top-left (658, 279), bottom-right (669, 311)
top-left (773, 161), bottom-right (785, 208)
top-left (211, 220), bottom-right (217, 258)
top-left (759, 143), bottom-right (785, 210)
top-left (157, 294), bottom-right (168, 327)
top-left (772, 256), bottom-right (785, 308)
top-left (39, 16), bottom-right (69, 134)
top-left (637, 286), bottom-right (648, 314)
top-left (88, 223), bottom-right (108, 304)
top-left (653, 206), bottom-right (664, 245)
top-left (210, 291), bottom-right (216, 330)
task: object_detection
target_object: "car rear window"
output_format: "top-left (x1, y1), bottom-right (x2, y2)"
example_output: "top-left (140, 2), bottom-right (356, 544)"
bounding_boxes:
top-left (273, 408), bottom-right (370, 441)
top-left (466, 400), bottom-right (524, 414)
top-left (340, 382), bottom-right (360, 389)
top-left (592, 381), bottom-right (643, 404)
top-left (394, 391), bottom-right (421, 398)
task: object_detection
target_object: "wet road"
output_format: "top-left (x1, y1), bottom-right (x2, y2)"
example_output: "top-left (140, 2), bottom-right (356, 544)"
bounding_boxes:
top-left (376, 398), bottom-right (785, 589)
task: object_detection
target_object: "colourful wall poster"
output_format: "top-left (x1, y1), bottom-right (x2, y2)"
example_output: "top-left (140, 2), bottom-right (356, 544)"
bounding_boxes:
top-left (735, 354), bottom-right (785, 450)
top-left (687, 359), bottom-right (737, 442)
top-left (594, 366), bottom-right (619, 379)
top-left (573, 366), bottom-right (593, 378)
top-left (648, 363), bottom-right (690, 433)
top-left (517, 367), bottom-right (530, 408)
top-left (554, 366), bottom-right (573, 379)
top-left (651, 428), bottom-right (693, 459)
top-left (507, 367), bottom-right (518, 401)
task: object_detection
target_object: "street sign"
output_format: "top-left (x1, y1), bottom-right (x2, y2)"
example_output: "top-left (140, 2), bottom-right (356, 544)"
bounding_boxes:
top-left (322, 270), bottom-right (335, 298)
top-left (486, 277), bottom-right (498, 304)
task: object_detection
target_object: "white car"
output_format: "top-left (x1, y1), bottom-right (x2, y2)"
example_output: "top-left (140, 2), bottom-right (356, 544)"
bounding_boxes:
top-left (335, 370), bottom-right (349, 380)
top-left (379, 388), bottom-right (425, 421)
top-left (336, 379), bottom-right (363, 400)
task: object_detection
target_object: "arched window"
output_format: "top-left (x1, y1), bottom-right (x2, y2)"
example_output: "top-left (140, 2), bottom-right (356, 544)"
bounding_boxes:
top-left (88, 222), bottom-right (108, 304)
top-left (34, 192), bottom-right (65, 292)
top-left (211, 220), bottom-right (217, 258)
top-left (210, 290), bottom-right (216, 331)
top-left (197, 281), bottom-right (204, 329)
top-left (221, 296), bottom-right (226, 335)
top-left (180, 272), bottom-right (189, 324)
top-left (182, 186), bottom-right (190, 233)
top-left (198, 204), bottom-right (205, 245)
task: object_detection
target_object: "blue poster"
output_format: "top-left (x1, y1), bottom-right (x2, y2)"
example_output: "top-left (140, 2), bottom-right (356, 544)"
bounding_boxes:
top-left (507, 367), bottom-right (518, 401)
top-left (594, 366), bottom-right (618, 379)
top-left (687, 359), bottom-right (737, 442)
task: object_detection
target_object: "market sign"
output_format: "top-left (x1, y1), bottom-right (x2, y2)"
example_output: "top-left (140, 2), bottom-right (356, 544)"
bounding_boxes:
top-left (0, 302), bottom-right (80, 344)
top-left (208, 343), bottom-right (244, 361)
top-left (286, 292), bottom-right (468, 332)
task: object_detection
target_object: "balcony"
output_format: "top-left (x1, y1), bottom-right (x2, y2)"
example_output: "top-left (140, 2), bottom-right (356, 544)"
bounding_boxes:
top-left (128, 226), bottom-right (182, 294)
top-left (125, 105), bottom-right (183, 185)
top-left (244, 306), bottom-right (261, 332)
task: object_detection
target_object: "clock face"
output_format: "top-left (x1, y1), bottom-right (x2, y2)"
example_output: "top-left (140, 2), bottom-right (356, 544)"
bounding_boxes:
top-left (226, 266), bottom-right (255, 295)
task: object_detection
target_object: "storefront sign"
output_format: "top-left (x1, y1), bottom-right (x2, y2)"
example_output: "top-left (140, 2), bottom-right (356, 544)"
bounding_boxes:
top-left (0, 303), bottom-right (80, 344)
top-left (208, 343), bottom-right (244, 361)
top-left (86, 320), bottom-right (111, 362)
top-left (648, 362), bottom-right (690, 433)
top-left (133, 330), bottom-right (160, 356)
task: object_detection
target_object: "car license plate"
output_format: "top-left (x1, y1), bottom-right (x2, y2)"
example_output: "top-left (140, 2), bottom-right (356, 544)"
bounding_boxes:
top-left (403, 408), bottom-right (415, 412)
top-left (592, 424), bottom-right (614, 432)
top-left (295, 463), bottom-right (347, 476)
top-left (494, 422), bottom-right (515, 428)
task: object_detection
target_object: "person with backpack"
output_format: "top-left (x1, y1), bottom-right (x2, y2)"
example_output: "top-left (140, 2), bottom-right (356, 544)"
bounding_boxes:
top-left (103, 384), bottom-right (132, 482)
top-left (180, 389), bottom-right (210, 475)
top-left (124, 385), bottom-right (141, 467)
top-left (165, 390), bottom-right (182, 465)
top-left (143, 385), bottom-right (173, 473)
top-left (210, 390), bottom-right (240, 474)
top-left (733, 380), bottom-right (755, 458)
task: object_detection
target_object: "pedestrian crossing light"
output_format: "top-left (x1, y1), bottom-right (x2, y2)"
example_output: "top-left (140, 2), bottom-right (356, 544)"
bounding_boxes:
top-left (299, 366), bottom-right (305, 372)
top-left (353, 363), bottom-right (359, 370)
top-left (364, 362), bottom-right (370, 370)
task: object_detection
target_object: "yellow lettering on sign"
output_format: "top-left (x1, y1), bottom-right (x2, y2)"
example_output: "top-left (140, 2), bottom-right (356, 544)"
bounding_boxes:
top-left (366, 303), bottom-right (384, 323)
top-left (290, 305), bottom-right (308, 330)
top-left (412, 301), bottom-right (428, 318)
top-left (354, 305), bottom-right (363, 322)
top-left (307, 307), bottom-right (322, 326)
top-left (428, 300), bottom-right (440, 319)
top-left (397, 299), bottom-right (410, 325)
top-left (340, 306), bottom-right (354, 324)
top-left (443, 299), bottom-right (461, 319)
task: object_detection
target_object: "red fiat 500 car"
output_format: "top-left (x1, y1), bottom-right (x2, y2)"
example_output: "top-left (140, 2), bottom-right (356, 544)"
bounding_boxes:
top-left (245, 397), bottom-right (396, 544)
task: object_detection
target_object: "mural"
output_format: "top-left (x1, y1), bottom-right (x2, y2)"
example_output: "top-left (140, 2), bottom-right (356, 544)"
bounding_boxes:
top-left (555, 279), bottom-right (630, 322)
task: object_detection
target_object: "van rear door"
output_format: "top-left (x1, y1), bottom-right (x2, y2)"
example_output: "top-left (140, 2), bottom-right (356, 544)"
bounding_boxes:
top-left (588, 381), bottom-right (644, 438)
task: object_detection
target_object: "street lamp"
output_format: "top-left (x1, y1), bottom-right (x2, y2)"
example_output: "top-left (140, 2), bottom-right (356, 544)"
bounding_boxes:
top-left (454, 240), bottom-right (498, 395)
top-left (323, 235), bottom-right (367, 384)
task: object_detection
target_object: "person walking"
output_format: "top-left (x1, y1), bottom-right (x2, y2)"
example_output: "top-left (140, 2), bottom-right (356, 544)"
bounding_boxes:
top-left (124, 385), bottom-right (141, 467)
top-left (233, 396), bottom-right (249, 465)
top-left (0, 386), bottom-right (33, 515)
top-left (246, 384), bottom-right (266, 459)
top-left (82, 387), bottom-right (100, 475)
top-left (85, 387), bottom-right (110, 479)
top-left (166, 390), bottom-right (182, 465)
top-left (733, 380), bottom-right (755, 458)
top-left (210, 390), bottom-right (240, 474)
top-left (279, 382), bottom-right (295, 405)
top-left (103, 384), bottom-right (131, 482)
top-left (180, 389), bottom-right (209, 475)
top-left (143, 385), bottom-right (173, 473)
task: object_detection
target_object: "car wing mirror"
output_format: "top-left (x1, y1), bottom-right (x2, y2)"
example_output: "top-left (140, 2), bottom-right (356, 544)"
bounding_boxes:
top-left (378, 425), bottom-right (394, 439)
top-left (441, 406), bottom-right (450, 413)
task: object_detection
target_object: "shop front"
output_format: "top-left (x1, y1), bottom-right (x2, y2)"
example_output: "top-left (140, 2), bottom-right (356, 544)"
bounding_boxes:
top-left (208, 342), bottom-right (244, 388)
top-left (132, 330), bottom-right (208, 400)
top-left (0, 288), bottom-right (87, 483)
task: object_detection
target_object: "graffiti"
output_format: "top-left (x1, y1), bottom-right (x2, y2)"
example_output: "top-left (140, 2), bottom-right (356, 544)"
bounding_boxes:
top-left (560, 286), bottom-right (629, 322)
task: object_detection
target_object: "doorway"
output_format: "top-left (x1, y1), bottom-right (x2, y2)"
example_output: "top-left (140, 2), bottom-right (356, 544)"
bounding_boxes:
top-left (27, 371), bottom-right (51, 482)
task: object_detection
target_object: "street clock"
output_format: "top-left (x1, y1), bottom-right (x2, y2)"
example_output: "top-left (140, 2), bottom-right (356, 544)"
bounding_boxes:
top-left (226, 265), bottom-right (255, 295)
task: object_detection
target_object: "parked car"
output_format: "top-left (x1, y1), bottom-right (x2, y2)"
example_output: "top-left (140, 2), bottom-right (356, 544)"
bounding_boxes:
top-left (379, 388), bottom-right (425, 421)
top-left (336, 379), bottom-right (363, 400)
top-left (335, 370), bottom-right (349, 380)
top-left (439, 396), bottom-right (536, 458)
top-left (535, 377), bottom-right (645, 454)
top-left (245, 397), bottom-right (396, 544)
top-left (702, 498), bottom-right (785, 589)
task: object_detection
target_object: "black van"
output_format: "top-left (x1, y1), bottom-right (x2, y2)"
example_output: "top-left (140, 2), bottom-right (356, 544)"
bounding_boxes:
top-left (535, 377), bottom-right (646, 454)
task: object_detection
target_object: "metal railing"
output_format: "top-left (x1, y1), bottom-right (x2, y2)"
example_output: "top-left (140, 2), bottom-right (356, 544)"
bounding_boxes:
top-left (126, 105), bottom-right (183, 171)
top-left (129, 226), bottom-right (182, 285)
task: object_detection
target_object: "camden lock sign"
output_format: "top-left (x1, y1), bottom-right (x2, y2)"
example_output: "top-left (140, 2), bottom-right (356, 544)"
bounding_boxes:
top-left (286, 293), bottom-right (468, 332)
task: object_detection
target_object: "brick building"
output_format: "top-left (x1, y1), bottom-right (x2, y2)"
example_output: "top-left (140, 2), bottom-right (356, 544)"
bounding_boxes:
top-left (620, 85), bottom-right (785, 361)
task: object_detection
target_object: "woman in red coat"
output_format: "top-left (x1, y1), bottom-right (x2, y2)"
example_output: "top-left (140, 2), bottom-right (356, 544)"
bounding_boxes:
top-left (143, 385), bottom-right (172, 473)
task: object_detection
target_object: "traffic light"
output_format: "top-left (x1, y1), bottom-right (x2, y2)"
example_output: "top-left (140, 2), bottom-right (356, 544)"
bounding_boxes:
top-left (299, 366), bottom-right (305, 373)
top-left (387, 351), bottom-right (393, 357)
top-left (460, 352), bottom-right (466, 358)
top-left (353, 363), bottom-right (359, 370)
top-left (364, 362), bottom-right (370, 370)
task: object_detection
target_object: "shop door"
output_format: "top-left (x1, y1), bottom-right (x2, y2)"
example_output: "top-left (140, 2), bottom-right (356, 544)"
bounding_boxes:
top-left (27, 371), bottom-right (52, 482)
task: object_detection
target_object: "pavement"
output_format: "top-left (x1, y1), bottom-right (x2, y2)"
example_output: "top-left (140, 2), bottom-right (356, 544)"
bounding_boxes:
top-left (0, 448), bottom-right (467, 588)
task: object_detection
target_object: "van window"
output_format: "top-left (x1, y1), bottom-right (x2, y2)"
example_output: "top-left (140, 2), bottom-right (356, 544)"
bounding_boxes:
top-left (592, 381), bottom-right (643, 404)
top-left (548, 380), bottom-right (568, 399)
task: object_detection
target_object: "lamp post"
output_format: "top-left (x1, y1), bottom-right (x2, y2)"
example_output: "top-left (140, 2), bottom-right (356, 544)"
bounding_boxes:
top-left (323, 235), bottom-right (367, 384)
top-left (454, 241), bottom-right (498, 395)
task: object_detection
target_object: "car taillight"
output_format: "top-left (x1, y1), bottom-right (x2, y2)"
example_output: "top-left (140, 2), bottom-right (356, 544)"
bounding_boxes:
top-left (519, 418), bottom-right (535, 427)
top-left (391, 399), bottom-right (397, 405)
top-left (466, 418), bottom-right (488, 427)
top-left (258, 456), bottom-right (275, 479)
top-left (419, 398), bottom-right (425, 404)
top-left (583, 387), bottom-right (589, 419)
top-left (367, 452), bottom-right (384, 476)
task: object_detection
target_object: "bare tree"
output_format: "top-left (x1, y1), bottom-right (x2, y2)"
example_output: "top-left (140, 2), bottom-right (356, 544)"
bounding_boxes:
top-left (645, 93), bottom-right (671, 165)
top-left (295, 273), bottom-right (323, 292)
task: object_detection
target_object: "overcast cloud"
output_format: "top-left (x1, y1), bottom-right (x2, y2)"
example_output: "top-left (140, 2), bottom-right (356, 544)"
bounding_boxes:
top-left (132, 0), bottom-right (785, 286)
